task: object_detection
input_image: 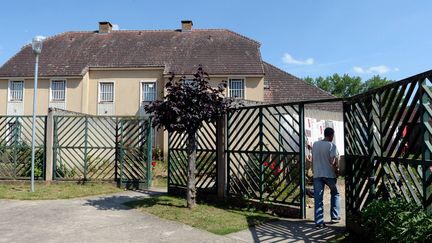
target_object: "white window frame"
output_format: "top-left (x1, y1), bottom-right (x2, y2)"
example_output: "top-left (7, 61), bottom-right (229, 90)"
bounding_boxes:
top-left (50, 79), bottom-right (67, 102)
top-left (228, 78), bottom-right (246, 99)
top-left (8, 80), bottom-right (24, 102)
top-left (140, 81), bottom-right (157, 103)
top-left (98, 81), bottom-right (115, 103)
top-left (183, 78), bottom-right (195, 86)
top-left (264, 79), bottom-right (270, 89)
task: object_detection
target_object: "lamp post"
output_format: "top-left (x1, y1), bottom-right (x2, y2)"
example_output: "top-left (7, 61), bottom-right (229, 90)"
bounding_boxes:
top-left (30, 36), bottom-right (44, 192)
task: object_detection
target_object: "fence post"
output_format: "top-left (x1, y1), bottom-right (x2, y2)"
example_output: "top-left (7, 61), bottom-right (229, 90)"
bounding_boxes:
top-left (217, 115), bottom-right (227, 199)
top-left (45, 109), bottom-right (54, 181)
top-left (299, 104), bottom-right (306, 219)
top-left (421, 79), bottom-right (431, 209)
top-left (368, 94), bottom-right (379, 201)
top-left (146, 118), bottom-right (153, 188)
top-left (83, 116), bottom-right (88, 181)
top-left (259, 107), bottom-right (264, 201)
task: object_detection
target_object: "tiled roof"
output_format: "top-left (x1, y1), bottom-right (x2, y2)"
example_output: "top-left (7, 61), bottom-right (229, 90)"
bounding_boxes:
top-left (0, 29), bottom-right (264, 77)
top-left (263, 62), bottom-right (342, 112)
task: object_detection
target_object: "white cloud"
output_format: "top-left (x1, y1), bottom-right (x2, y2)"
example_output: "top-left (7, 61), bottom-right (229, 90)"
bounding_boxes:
top-left (353, 65), bottom-right (399, 75)
top-left (282, 53), bottom-right (314, 65)
top-left (112, 24), bottom-right (120, 30)
top-left (353, 66), bottom-right (365, 74)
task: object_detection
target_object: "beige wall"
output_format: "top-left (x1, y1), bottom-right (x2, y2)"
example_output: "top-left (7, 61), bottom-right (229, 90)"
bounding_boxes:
top-left (88, 69), bottom-right (164, 116)
top-left (245, 77), bottom-right (264, 101)
top-left (0, 79), bottom-right (7, 115)
top-left (0, 78), bottom-right (83, 115)
top-left (168, 76), bottom-right (264, 101)
top-left (0, 73), bottom-right (264, 116)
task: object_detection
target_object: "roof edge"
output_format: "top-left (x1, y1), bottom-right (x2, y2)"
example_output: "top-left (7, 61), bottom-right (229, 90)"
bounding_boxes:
top-left (263, 61), bottom-right (336, 98)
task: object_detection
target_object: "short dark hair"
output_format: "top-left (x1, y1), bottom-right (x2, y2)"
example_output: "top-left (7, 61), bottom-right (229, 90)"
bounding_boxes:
top-left (324, 127), bottom-right (334, 137)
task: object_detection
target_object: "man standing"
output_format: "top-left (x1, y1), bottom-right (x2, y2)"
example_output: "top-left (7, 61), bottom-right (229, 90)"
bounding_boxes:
top-left (312, 127), bottom-right (340, 228)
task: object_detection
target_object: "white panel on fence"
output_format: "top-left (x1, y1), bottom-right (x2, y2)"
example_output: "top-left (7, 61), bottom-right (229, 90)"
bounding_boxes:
top-left (7, 102), bottom-right (24, 115)
top-left (49, 102), bottom-right (66, 110)
top-left (333, 121), bottom-right (345, 156)
top-left (306, 118), bottom-right (344, 156)
top-left (281, 114), bottom-right (300, 152)
top-left (98, 103), bottom-right (115, 115)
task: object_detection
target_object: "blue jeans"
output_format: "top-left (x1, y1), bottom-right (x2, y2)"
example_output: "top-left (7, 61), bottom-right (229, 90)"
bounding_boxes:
top-left (313, 177), bottom-right (340, 225)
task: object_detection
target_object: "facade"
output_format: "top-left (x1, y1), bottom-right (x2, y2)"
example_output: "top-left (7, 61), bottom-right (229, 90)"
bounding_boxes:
top-left (0, 21), bottom-right (340, 155)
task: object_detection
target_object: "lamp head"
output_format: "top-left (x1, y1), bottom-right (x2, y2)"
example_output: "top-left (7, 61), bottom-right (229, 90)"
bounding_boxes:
top-left (32, 36), bottom-right (45, 54)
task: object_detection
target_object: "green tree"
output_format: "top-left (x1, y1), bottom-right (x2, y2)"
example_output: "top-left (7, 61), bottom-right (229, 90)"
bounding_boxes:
top-left (362, 75), bottom-right (393, 92)
top-left (303, 74), bottom-right (393, 97)
top-left (145, 66), bottom-right (232, 209)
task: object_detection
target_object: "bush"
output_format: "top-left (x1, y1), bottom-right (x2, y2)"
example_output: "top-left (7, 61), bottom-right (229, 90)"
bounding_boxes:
top-left (362, 199), bottom-right (432, 242)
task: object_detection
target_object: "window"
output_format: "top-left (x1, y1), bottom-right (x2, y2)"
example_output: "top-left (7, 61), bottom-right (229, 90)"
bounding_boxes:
top-left (99, 82), bottom-right (114, 102)
top-left (9, 81), bottom-right (24, 101)
top-left (229, 79), bottom-right (244, 99)
top-left (142, 82), bottom-right (156, 102)
top-left (51, 80), bottom-right (66, 101)
top-left (264, 80), bottom-right (270, 89)
top-left (183, 78), bottom-right (195, 86)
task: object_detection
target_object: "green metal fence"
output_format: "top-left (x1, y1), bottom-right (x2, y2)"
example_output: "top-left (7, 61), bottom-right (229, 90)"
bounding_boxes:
top-left (0, 116), bottom-right (46, 180)
top-left (53, 115), bottom-right (152, 188)
top-left (227, 103), bottom-right (306, 217)
top-left (168, 122), bottom-right (217, 194)
top-left (344, 70), bottom-right (432, 214)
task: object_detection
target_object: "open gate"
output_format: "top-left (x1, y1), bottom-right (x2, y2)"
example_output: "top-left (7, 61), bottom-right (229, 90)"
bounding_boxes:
top-left (227, 103), bottom-right (306, 217)
top-left (344, 70), bottom-right (432, 217)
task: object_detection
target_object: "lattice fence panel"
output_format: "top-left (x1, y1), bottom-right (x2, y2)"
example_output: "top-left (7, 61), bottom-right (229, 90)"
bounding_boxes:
top-left (227, 104), bottom-right (303, 207)
top-left (53, 116), bottom-right (152, 187)
top-left (0, 116), bottom-right (46, 179)
top-left (344, 72), bottom-right (432, 212)
top-left (168, 122), bottom-right (217, 192)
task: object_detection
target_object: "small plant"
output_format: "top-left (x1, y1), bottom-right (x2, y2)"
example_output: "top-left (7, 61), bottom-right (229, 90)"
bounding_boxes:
top-left (362, 199), bottom-right (432, 242)
top-left (152, 146), bottom-right (163, 161)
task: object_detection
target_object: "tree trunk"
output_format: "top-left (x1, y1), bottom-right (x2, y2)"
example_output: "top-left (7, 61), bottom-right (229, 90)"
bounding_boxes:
top-left (187, 132), bottom-right (197, 209)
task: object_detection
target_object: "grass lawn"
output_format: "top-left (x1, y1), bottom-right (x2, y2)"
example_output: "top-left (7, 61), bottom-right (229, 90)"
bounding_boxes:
top-left (151, 160), bottom-right (168, 189)
top-left (125, 195), bottom-right (278, 235)
top-left (0, 182), bottom-right (122, 200)
top-left (151, 175), bottom-right (167, 188)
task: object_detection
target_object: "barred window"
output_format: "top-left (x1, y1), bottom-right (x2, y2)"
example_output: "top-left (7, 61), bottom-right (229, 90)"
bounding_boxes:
top-left (229, 79), bottom-right (244, 99)
top-left (99, 82), bottom-right (114, 102)
top-left (142, 82), bottom-right (156, 102)
top-left (51, 80), bottom-right (66, 101)
top-left (9, 81), bottom-right (24, 101)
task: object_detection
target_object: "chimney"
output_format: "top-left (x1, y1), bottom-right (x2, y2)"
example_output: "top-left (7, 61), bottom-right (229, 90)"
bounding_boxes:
top-left (99, 21), bottom-right (113, 34)
top-left (181, 20), bottom-right (193, 31)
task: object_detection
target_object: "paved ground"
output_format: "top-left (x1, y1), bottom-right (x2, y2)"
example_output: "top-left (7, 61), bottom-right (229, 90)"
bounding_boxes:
top-left (227, 180), bottom-right (346, 242)
top-left (0, 183), bottom-right (345, 243)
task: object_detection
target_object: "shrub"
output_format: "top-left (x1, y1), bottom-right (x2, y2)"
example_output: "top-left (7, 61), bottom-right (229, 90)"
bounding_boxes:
top-left (362, 199), bottom-right (432, 242)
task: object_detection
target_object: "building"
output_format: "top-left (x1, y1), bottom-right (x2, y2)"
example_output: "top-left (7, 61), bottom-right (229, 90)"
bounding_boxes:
top-left (0, 20), bottom-right (341, 154)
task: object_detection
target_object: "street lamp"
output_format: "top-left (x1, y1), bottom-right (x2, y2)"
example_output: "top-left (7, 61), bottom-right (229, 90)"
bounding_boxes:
top-left (30, 36), bottom-right (44, 192)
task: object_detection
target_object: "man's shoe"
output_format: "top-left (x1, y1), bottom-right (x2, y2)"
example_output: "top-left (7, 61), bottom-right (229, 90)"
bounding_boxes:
top-left (331, 217), bottom-right (341, 223)
top-left (315, 223), bottom-right (326, 229)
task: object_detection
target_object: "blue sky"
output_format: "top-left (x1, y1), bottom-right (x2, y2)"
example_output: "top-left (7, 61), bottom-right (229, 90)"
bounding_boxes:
top-left (0, 0), bottom-right (430, 81)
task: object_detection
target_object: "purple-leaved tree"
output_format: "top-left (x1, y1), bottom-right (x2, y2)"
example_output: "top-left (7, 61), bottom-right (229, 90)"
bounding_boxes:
top-left (145, 66), bottom-right (232, 209)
